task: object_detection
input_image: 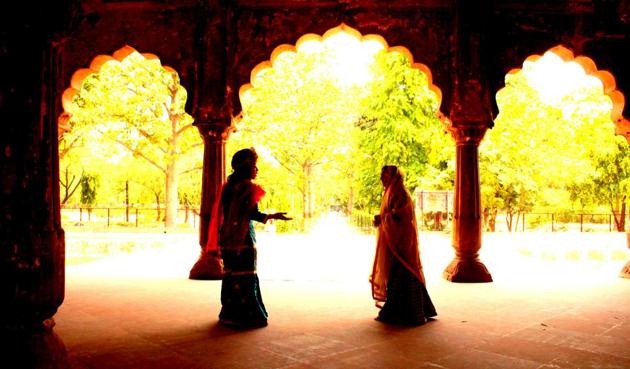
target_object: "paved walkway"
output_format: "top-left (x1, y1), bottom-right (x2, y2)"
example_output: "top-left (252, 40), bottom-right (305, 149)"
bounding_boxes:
top-left (55, 214), bottom-right (630, 368)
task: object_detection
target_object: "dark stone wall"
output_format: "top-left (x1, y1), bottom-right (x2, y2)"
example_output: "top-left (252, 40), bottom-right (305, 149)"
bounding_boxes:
top-left (1, 0), bottom-right (630, 330)
top-left (0, 2), bottom-right (73, 329)
top-left (56, 1), bottom-right (202, 121)
top-left (489, 1), bottom-right (630, 117)
top-left (228, 1), bottom-right (453, 115)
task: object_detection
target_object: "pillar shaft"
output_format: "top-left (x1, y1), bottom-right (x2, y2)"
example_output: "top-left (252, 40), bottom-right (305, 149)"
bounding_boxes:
top-left (189, 120), bottom-right (231, 280)
top-left (443, 125), bottom-right (492, 282)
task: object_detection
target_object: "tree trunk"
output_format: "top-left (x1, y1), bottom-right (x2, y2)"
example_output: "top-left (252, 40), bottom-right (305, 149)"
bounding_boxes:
top-left (305, 164), bottom-right (312, 220)
top-left (505, 212), bottom-right (513, 232)
top-left (482, 207), bottom-right (489, 231)
top-left (164, 160), bottom-right (179, 229)
top-left (125, 180), bottom-right (129, 222)
top-left (347, 186), bottom-right (354, 215)
top-left (611, 195), bottom-right (627, 232)
top-left (155, 193), bottom-right (161, 222)
top-left (488, 209), bottom-right (497, 232)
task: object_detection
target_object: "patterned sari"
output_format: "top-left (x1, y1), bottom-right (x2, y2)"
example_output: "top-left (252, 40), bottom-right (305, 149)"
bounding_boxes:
top-left (207, 177), bottom-right (269, 328)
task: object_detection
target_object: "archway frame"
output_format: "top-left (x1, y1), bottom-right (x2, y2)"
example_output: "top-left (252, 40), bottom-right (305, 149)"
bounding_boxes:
top-left (237, 23), bottom-right (448, 125)
top-left (58, 45), bottom-right (182, 137)
top-left (497, 44), bottom-right (628, 140)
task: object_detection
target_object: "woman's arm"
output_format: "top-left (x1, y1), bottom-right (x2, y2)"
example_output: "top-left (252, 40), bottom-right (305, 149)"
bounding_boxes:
top-left (250, 203), bottom-right (268, 223)
top-left (250, 204), bottom-right (292, 223)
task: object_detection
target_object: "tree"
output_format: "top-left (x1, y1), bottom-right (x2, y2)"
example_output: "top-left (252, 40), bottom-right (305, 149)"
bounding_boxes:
top-left (569, 139), bottom-right (630, 231)
top-left (80, 173), bottom-right (99, 220)
top-left (354, 51), bottom-right (452, 212)
top-left (66, 51), bottom-right (202, 229)
top-left (230, 40), bottom-right (454, 229)
top-left (59, 116), bottom-right (91, 205)
top-left (234, 45), bottom-right (364, 225)
top-left (178, 168), bottom-right (202, 225)
top-left (482, 55), bottom-right (619, 231)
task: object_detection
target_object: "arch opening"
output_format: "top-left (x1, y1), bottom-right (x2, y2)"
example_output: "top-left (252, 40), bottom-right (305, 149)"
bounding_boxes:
top-left (479, 45), bottom-right (630, 282)
top-left (233, 24), bottom-right (449, 224)
top-left (59, 45), bottom-right (203, 268)
top-left (225, 24), bottom-right (454, 283)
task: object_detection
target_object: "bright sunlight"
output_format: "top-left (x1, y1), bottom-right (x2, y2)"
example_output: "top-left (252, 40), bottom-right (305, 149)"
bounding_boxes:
top-left (59, 34), bottom-right (629, 288)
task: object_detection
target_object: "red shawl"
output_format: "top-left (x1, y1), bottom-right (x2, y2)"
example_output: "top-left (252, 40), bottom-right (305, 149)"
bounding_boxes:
top-left (206, 180), bottom-right (265, 253)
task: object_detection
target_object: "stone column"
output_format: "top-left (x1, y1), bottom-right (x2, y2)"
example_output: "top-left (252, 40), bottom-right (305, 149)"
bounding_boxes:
top-left (1, 30), bottom-right (69, 367)
top-left (443, 0), bottom-right (494, 282)
top-left (189, 120), bottom-right (231, 280)
top-left (443, 125), bottom-right (492, 282)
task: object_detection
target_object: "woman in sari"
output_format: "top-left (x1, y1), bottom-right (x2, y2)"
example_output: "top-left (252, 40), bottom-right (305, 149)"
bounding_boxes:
top-left (370, 165), bottom-right (437, 326)
top-left (207, 148), bottom-right (291, 328)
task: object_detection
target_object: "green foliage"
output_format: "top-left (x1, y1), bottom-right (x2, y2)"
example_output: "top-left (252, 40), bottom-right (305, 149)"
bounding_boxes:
top-left (62, 51), bottom-right (202, 227)
top-left (354, 52), bottom-right (453, 211)
top-left (230, 42), bottom-right (366, 228)
top-left (80, 174), bottom-right (99, 206)
top-left (229, 41), bottom-right (450, 230)
top-left (569, 138), bottom-right (630, 230)
top-left (481, 57), bottom-right (623, 231)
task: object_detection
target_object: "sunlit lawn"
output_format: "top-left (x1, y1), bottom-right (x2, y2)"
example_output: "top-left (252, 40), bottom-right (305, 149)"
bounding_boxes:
top-left (65, 212), bottom-right (630, 290)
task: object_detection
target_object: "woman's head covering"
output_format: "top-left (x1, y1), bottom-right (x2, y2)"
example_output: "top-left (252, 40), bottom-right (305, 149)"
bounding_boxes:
top-left (231, 148), bottom-right (258, 171)
top-left (382, 165), bottom-right (403, 187)
top-left (371, 164), bottom-right (424, 303)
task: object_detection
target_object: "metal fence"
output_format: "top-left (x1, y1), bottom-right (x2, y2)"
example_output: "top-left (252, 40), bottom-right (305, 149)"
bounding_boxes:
top-left (61, 205), bottom-right (201, 229)
top-left (351, 210), bottom-right (629, 233)
top-left (493, 212), bottom-right (627, 233)
top-left (63, 206), bottom-right (630, 233)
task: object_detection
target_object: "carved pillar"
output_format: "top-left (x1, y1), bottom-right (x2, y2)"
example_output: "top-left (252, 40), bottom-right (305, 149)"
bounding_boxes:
top-left (443, 0), bottom-right (494, 282)
top-left (189, 120), bottom-right (231, 280)
top-left (0, 24), bottom-right (69, 367)
top-left (443, 125), bottom-right (492, 282)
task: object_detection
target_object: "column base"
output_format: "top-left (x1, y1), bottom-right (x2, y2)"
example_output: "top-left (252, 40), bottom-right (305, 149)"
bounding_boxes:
top-left (189, 252), bottom-right (224, 280)
top-left (443, 257), bottom-right (492, 283)
top-left (620, 260), bottom-right (630, 279)
top-left (0, 319), bottom-right (69, 369)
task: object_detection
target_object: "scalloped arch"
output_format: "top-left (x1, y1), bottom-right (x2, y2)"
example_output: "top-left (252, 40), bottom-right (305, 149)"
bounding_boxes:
top-left (59, 45), bottom-right (179, 136)
top-left (238, 23), bottom-right (445, 123)
top-left (500, 44), bottom-right (629, 141)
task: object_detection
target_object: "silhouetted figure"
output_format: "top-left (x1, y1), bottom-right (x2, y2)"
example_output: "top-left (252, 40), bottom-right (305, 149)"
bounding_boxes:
top-left (207, 148), bottom-right (291, 328)
top-left (370, 165), bottom-right (437, 326)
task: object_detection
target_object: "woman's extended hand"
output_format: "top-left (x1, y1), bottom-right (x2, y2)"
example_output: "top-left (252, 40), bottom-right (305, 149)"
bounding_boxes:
top-left (270, 212), bottom-right (292, 221)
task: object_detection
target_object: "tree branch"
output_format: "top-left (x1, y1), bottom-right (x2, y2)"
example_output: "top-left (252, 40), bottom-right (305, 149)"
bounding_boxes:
top-left (178, 166), bottom-right (203, 175)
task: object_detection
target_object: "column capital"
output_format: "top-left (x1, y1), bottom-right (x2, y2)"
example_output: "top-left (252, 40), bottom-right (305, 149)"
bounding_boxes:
top-left (447, 124), bottom-right (490, 145)
top-left (194, 118), bottom-right (234, 142)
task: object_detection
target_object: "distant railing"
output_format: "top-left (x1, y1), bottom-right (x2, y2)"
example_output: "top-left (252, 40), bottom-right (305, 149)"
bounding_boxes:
top-left (351, 210), bottom-right (629, 233)
top-left (61, 205), bottom-right (200, 229)
top-left (350, 210), bottom-right (376, 234)
top-left (493, 212), bottom-right (628, 233)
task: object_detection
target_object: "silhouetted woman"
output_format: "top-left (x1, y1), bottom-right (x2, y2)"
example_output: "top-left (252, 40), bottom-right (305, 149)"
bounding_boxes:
top-left (370, 165), bottom-right (437, 325)
top-left (207, 148), bottom-right (291, 328)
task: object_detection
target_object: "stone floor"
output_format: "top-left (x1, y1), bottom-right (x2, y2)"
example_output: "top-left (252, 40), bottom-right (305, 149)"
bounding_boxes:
top-left (51, 225), bottom-right (630, 369)
top-left (48, 210), bottom-right (630, 369)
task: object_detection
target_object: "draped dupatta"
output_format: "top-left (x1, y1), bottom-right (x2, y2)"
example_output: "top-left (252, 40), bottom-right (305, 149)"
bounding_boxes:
top-left (206, 179), bottom-right (266, 253)
top-left (370, 172), bottom-right (426, 303)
